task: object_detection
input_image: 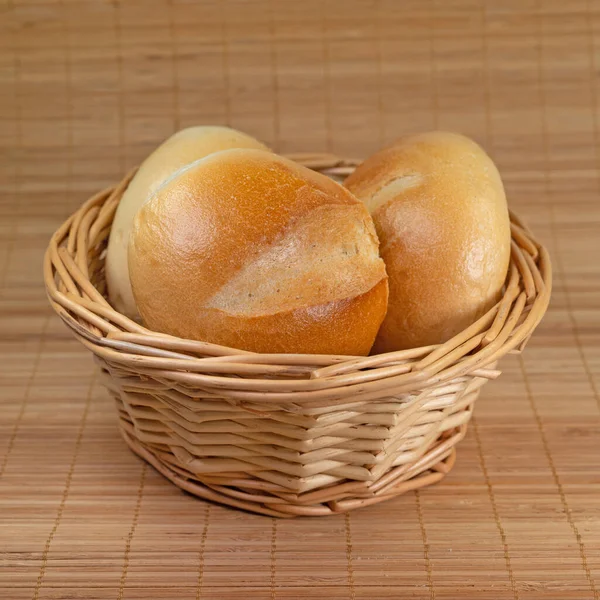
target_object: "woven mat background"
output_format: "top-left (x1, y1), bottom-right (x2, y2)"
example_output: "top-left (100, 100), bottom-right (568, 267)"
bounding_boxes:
top-left (1, 1), bottom-right (600, 598)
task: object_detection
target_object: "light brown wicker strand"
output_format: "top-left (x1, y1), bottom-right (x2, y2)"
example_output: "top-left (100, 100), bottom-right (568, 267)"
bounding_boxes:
top-left (48, 232), bottom-right (548, 400)
top-left (44, 154), bottom-right (552, 517)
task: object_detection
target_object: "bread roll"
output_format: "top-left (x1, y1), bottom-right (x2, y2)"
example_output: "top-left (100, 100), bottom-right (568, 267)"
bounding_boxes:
top-left (128, 149), bottom-right (388, 355)
top-left (106, 126), bottom-right (269, 319)
top-left (345, 131), bottom-right (511, 352)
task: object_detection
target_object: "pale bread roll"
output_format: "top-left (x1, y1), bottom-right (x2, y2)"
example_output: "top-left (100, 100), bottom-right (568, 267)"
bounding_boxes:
top-left (345, 131), bottom-right (511, 352)
top-left (128, 149), bottom-right (389, 355)
top-left (106, 126), bottom-right (269, 319)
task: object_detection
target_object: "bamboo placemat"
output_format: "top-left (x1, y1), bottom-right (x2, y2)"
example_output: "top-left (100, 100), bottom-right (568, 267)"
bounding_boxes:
top-left (1, 1), bottom-right (599, 598)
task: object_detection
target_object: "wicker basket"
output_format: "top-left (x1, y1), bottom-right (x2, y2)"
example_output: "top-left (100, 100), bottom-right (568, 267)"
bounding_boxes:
top-left (44, 154), bottom-right (552, 517)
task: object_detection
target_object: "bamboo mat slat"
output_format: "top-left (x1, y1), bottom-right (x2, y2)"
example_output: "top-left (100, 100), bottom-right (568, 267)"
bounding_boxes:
top-left (1, 1), bottom-right (600, 598)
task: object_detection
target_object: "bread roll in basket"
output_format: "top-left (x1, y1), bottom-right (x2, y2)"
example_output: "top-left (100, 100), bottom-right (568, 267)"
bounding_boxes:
top-left (44, 154), bottom-right (551, 517)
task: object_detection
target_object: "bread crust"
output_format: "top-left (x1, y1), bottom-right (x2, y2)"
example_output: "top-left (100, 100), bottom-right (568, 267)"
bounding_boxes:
top-left (106, 126), bottom-right (269, 319)
top-left (345, 131), bottom-right (511, 352)
top-left (129, 148), bottom-right (389, 355)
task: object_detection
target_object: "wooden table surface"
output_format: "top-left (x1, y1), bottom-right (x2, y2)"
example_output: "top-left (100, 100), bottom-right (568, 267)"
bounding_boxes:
top-left (1, 1), bottom-right (600, 599)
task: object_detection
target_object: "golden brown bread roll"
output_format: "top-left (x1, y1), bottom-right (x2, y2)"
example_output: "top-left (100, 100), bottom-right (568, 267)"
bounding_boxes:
top-left (345, 131), bottom-right (511, 352)
top-left (128, 149), bottom-right (388, 355)
top-left (106, 126), bottom-right (269, 319)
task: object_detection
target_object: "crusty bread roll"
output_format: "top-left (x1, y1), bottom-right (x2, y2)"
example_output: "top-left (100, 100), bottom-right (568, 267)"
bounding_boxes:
top-left (128, 149), bottom-right (388, 355)
top-left (106, 126), bottom-right (269, 319)
top-left (345, 131), bottom-right (511, 352)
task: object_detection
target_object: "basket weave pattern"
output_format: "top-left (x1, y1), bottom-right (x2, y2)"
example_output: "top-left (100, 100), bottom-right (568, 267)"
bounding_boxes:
top-left (44, 155), bottom-right (551, 517)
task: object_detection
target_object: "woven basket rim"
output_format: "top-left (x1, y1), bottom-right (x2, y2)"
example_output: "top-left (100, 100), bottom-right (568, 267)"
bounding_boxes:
top-left (43, 153), bottom-right (552, 406)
